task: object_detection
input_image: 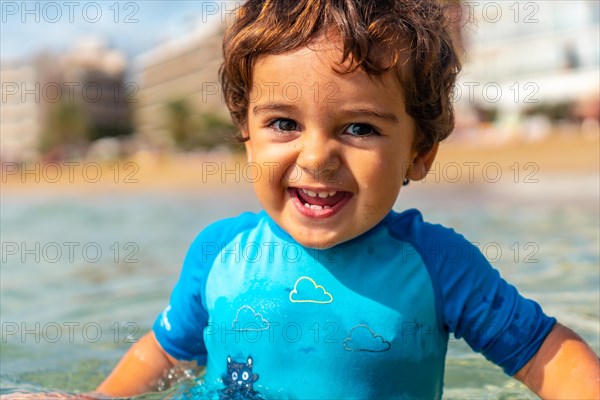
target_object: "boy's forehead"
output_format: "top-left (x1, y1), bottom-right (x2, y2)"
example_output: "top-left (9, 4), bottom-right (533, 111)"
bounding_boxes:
top-left (253, 56), bottom-right (398, 103)
top-left (250, 34), bottom-right (408, 101)
top-left (248, 45), bottom-right (412, 129)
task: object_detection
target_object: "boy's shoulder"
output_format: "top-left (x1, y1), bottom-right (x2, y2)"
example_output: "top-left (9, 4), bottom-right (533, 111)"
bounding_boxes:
top-left (385, 208), bottom-right (481, 270)
top-left (385, 208), bottom-right (463, 243)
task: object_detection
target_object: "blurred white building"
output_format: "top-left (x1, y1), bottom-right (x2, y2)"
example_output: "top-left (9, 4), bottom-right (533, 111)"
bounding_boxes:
top-left (133, 18), bottom-right (226, 148)
top-left (0, 39), bottom-right (130, 162)
top-left (455, 0), bottom-right (600, 139)
top-left (61, 38), bottom-right (130, 135)
top-left (1, 60), bottom-right (42, 161)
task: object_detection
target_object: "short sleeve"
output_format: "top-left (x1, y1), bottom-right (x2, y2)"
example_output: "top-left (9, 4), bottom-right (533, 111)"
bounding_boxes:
top-left (152, 233), bottom-right (212, 363)
top-left (431, 227), bottom-right (556, 375)
top-left (393, 210), bottom-right (557, 376)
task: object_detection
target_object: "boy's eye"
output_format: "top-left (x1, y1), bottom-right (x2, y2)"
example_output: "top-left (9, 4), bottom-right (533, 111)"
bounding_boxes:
top-left (270, 118), bottom-right (298, 131)
top-left (344, 123), bottom-right (379, 137)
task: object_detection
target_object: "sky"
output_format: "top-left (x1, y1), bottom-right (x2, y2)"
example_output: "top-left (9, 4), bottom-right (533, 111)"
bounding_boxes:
top-left (0, 1), bottom-right (232, 62)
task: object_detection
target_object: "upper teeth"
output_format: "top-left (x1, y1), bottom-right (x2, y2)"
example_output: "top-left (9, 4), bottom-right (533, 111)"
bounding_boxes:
top-left (301, 189), bottom-right (337, 198)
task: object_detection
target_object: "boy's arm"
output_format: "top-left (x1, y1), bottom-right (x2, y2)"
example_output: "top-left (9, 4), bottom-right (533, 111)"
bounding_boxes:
top-left (94, 330), bottom-right (178, 398)
top-left (514, 323), bottom-right (600, 399)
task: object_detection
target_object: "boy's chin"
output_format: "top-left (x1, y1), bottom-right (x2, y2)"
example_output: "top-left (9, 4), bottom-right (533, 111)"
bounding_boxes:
top-left (286, 226), bottom-right (352, 249)
top-left (294, 237), bottom-right (339, 249)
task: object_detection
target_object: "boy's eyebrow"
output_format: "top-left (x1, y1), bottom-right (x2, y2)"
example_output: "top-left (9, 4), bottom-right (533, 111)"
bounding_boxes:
top-left (342, 106), bottom-right (400, 123)
top-left (253, 103), bottom-right (399, 123)
top-left (252, 103), bottom-right (297, 116)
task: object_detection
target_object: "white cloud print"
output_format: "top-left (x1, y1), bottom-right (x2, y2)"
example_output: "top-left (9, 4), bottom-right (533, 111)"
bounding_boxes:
top-left (343, 324), bottom-right (391, 353)
top-left (232, 305), bottom-right (270, 331)
top-left (289, 276), bottom-right (333, 304)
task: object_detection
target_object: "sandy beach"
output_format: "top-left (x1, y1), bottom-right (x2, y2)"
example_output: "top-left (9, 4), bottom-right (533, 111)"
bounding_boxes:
top-left (2, 134), bottom-right (598, 194)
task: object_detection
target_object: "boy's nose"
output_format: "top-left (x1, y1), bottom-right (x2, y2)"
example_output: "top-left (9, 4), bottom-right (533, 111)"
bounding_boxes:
top-left (295, 132), bottom-right (341, 179)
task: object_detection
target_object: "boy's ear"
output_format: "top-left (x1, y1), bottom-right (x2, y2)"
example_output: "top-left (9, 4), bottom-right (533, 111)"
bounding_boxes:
top-left (241, 129), bottom-right (252, 161)
top-left (406, 143), bottom-right (439, 181)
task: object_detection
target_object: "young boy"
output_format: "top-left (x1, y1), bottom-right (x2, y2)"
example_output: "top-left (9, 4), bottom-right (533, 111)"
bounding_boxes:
top-left (96, 0), bottom-right (600, 398)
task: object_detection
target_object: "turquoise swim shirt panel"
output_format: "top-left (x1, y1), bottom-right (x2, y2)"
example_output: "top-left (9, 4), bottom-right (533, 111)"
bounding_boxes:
top-left (153, 209), bottom-right (556, 398)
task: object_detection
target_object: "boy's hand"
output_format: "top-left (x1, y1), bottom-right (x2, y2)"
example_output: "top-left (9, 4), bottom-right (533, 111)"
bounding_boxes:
top-left (514, 323), bottom-right (600, 399)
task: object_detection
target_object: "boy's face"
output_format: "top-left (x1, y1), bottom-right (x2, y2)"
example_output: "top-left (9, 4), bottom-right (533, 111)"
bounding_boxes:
top-left (244, 34), bottom-right (432, 248)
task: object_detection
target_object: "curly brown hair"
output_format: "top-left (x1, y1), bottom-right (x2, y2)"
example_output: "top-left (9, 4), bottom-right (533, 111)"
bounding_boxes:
top-left (219, 0), bottom-right (461, 154)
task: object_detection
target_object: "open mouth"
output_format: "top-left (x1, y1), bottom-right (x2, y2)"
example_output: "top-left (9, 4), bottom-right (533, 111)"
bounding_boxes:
top-left (288, 187), bottom-right (353, 218)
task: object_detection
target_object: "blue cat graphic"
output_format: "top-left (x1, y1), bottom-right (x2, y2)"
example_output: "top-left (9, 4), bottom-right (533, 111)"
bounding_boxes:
top-left (220, 355), bottom-right (262, 400)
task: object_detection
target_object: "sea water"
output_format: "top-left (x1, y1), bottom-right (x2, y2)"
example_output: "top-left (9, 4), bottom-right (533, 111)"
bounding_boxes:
top-left (1, 177), bottom-right (598, 399)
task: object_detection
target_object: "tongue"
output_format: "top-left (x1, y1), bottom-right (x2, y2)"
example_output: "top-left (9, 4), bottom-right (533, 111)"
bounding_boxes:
top-left (296, 189), bottom-right (347, 207)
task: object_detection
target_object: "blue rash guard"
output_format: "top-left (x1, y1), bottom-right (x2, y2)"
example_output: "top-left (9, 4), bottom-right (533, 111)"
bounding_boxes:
top-left (153, 209), bottom-right (556, 399)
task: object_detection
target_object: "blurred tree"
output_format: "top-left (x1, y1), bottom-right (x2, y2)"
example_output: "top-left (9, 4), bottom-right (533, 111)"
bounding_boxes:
top-left (196, 112), bottom-right (238, 149)
top-left (167, 99), bottom-right (193, 150)
top-left (524, 102), bottom-right (575, 122)
top-left (40, 101), bottom-right (89, 158)
top-left (166, 98), bottom-right (238, 151)
top-left (39, 100), bottom-right (133, 159)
